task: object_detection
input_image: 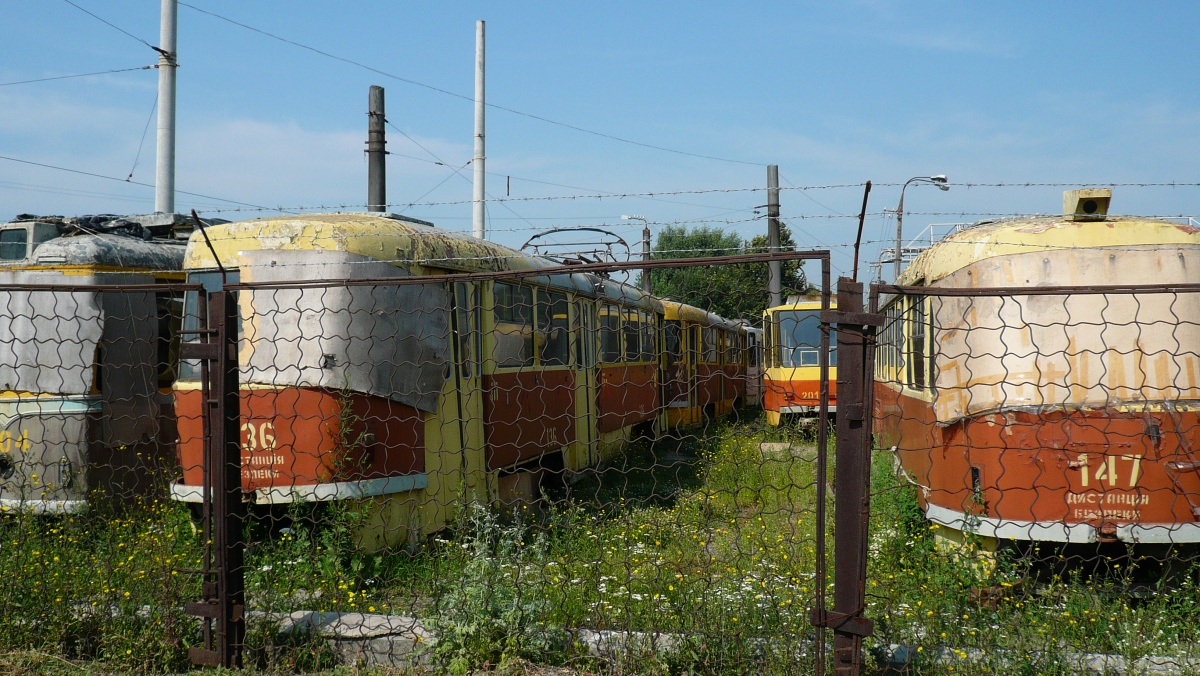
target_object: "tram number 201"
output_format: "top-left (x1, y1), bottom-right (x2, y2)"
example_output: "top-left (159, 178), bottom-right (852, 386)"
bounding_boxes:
top-left (1074, 453), bottom-right (1142, 488)
top-left (241, 421), bottom-right (277, 453)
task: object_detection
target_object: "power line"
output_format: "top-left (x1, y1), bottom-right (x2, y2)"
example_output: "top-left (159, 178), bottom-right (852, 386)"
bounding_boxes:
top-left (60, 0), bottom-right (165, 54)
top-left (178, 2), bottom-right (764, 167)
top-left (0, 154), bottom-right (270, 210)
top-left (126, 93), bottom-right (158, 181)
top-left (0, 65), bottom-right (155, 88)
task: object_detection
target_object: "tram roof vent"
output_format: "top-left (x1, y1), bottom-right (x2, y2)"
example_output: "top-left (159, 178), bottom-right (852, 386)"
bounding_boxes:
top-left (1063, 188), bottom-right (1111, 222)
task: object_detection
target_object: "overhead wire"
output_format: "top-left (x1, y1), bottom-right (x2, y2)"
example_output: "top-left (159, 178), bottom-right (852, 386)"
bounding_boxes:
top-left (126, 93), bottom-right (158, 181)
top-left (60, 0), bottom-right (166, 54)
top-left (178, 2), bottom-right (763, 167)
top-left (0, 154), bottom-right (272, 210)
top-left (0, 65), bottom-right (156, 88)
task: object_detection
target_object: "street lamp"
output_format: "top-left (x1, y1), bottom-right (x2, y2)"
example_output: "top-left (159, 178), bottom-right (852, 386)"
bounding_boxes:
top-left (893, 175), bottom-right (949, 282)
top-left (622, 215), bottom-right (652, 293)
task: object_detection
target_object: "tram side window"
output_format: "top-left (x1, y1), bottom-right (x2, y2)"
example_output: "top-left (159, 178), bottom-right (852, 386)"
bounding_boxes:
top-left (639, 311), bottom-right (657, 362)
top-left (906, 297), bottom-right (927, 390)
top-left (537, 289), bottom-right (570, 367)
top-left (702, 327), bottom-right (718, 364)
top-left (765, 317), bottom-right (776, 368)
top-left (724, 331), bottom-right (737, 365)
top-left (600, 303), bottom-right (622, 363)
top-left (665, 320), bottom-right (682, 366)
top-left (493, 282), bottom-right (534, 368)
top-left (622, 307), bottom-right (640, 362)
top-left (0, 229), bottom-right (27, 260)
top-left (748, 332), bottom-right (759, 368)
top-left (455, 283), bottom-right (482, 378)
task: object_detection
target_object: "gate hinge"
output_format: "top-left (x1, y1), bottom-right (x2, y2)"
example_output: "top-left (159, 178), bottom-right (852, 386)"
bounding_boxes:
top-left (810, 608), bottom-right (874, 637)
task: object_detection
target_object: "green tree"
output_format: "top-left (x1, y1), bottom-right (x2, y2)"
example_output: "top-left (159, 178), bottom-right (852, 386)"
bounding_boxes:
top-left (640, 224), bottom-right (810, 321)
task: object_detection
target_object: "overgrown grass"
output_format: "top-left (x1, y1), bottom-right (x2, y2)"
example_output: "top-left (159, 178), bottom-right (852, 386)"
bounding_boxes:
top-left (867, 450), bottom-right (1200, 674)
top-left (9, 415), bottom-right (1200, 674)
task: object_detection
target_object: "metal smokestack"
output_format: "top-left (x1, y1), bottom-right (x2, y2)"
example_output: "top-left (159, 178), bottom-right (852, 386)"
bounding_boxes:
top-left (367, 85), bottom-right (386, 212)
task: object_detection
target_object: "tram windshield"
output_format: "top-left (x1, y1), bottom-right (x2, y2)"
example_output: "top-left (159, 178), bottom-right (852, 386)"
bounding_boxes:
top-left (777, 310), bottom-right (836, 367)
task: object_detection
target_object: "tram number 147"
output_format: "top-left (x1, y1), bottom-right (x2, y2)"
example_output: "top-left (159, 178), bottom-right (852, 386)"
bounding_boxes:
top-left (1072, 454), bottom-right (1142, 489)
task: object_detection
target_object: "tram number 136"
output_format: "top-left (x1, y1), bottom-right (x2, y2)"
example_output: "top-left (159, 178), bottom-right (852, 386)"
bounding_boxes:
top-left (1072, 454), bottom-right (1142, 489)
top-left (241, 421), bottom-right (277, 453)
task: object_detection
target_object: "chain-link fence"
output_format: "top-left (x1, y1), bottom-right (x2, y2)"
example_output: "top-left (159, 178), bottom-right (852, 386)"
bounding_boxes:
top-left (0, 238), bottom-right (871, 675)
top-left (867, 282), bottom-right (1200, 675)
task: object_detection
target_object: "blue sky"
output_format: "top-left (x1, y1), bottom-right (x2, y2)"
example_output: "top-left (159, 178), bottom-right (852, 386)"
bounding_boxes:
top-left (2, 1), bottom-right (1197, 280)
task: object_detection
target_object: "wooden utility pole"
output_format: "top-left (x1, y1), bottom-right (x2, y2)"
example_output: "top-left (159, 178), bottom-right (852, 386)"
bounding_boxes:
top-left (767, 164), bottom-right (781, 308)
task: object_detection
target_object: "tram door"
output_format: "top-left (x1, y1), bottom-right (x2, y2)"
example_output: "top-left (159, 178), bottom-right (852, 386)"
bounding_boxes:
top-left (686, 324), bottom-right (700, 423)
top-left (453, 283), bottom-right (487, 502)
top-left (574, 300), bottom-right (599, 468)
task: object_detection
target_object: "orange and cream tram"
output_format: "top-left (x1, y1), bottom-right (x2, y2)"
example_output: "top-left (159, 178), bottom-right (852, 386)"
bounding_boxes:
top-left (169, 213), bottom-right (745, 547)
top-left (763, 297), bottom-right (837, 426)
top-left (875, 191), bottom-right (1200, 547)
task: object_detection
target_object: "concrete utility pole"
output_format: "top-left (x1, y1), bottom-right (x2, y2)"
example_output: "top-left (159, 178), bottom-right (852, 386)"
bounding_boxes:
top-left (472, 20), bottom-right (486, 240)
top-left (367, 86), bottom-right (386, 212)
top-left (767, 165), bottom-right (782, 309)
top-left (155, 0), bottom-right (178, 214)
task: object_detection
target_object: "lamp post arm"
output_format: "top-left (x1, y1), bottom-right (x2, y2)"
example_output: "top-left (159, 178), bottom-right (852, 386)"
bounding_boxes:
top-left (894, 180), bottom-right (913, 282)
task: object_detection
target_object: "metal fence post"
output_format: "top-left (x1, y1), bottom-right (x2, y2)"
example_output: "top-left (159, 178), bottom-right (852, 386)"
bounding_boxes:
top-left (812, 277), bottom-right (880, 675)
top-left (184, 290), bottom-right (245, 668)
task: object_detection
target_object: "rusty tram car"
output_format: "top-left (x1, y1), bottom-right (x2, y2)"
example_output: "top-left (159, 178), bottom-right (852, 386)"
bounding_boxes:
top-left (169, 213), bottom-right (749, 548)
top-left (875, 191), bottom-right (1200, 548)
top-left (762, 297), bottom-right (837, 425)
top-left (0, 213), bottom-right (191, 513)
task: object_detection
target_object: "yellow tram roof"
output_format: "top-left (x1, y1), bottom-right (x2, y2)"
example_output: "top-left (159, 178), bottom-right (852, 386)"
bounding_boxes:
top-left (185, 212), bottom-right (662, 309)
top-left (899, 215), bottom-right (1200, 287)
top-left (659, 299), bottom-right (738, 329)
top-left (186, 212), bottom-right (544, 274)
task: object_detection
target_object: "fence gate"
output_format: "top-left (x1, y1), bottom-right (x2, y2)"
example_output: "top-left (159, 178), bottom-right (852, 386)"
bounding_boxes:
top-left (181, 289), bottom-right (246, 669)
top-left (811, 277), bottom-right (880, 676)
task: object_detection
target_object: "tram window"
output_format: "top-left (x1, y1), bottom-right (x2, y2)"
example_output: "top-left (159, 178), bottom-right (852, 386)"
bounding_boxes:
top-left (702, 327), bottom-right (718, 364)
top-left (537, 289), bottom-right (570, 367)
top-left (665, 320), bottom-right (682, 366)
top-left (639, 311), bottom-right (656, 362)
top-left (765, 317), bottom-right (776, 368)
top-left (493, 282), bottom-right (534, 368)
top-left (578, 301), bottom-right (596, 368)
top-left (0, 229), bottom-right (27, 260)
top-left (600, 303), bottom-right (622, 363)
top-left (907, 297), bottom-right (926, 390)
top-left (621, 307), bottom-right (639, 362)
top-left (455, 283), bottom-right (481, 378)
top-left (725, 331), bottom-right (737, 365)
top-left (778, 310), bottom-right (836, 367)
